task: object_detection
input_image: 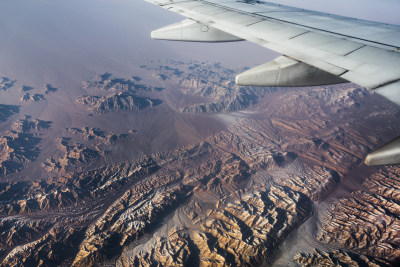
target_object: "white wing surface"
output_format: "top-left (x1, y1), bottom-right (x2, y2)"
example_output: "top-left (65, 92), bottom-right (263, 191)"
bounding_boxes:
top-left (146, 0), bottom-right (400, 165)
top-left (147, 0), bottom-right (400, 103)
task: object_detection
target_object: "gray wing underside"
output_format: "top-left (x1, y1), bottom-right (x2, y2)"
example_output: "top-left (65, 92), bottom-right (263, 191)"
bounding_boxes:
top-left (146, 0), bottom-right (400, 105)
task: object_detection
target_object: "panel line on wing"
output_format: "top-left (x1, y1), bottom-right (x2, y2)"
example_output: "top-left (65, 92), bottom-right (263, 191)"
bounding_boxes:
top-left (374, 78), bottom-right (400, 89)
top-left (343, 45), bottom-right (367, 57)
top-left (192, 0), bottom-right (400, 50)
top-left (289, 32), bottom-right (310, 40)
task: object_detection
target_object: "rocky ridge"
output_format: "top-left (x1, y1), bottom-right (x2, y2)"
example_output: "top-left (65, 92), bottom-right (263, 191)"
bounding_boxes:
top-left (0, 77), bottom-right (15, 91)
top-left (76, 92), bottom-right (162, 114)
top-left (11, 118), bottom-right (52, 133)
top-left (64, 127), bottom-right (129, 144)
top-left (294, 249), bottom-right (389, 266)
top-left (20, 93), bottom-right (46, 103)
top-left (123, 184), bottom-right (312, 267)
top-left (41, 137), bottom-right (101, 173)
top-left (19, 86), bottom-right (34, 92)
top-left (77, 73), bottom-right (164, 114)
top-left (44, 84), bottom-right (58, 95)
top-left (82, 73), bottom-right (156, 93)
top-left (0, 105), bottom-right (19, 122)
top-left (142, 61), bottom-right (272, 114)
top-left (0, 118), bottom-right (51, 177)
top-left (180, 88), bottom-right (261, 114)
top-left (317, 166), bottom-right (400, 264)
top-left (41, 127), bottom-right (133, 174)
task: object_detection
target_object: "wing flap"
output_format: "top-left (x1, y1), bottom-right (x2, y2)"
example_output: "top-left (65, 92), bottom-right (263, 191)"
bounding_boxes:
top-left (247, 20), bottom-right (309, 41)
top-left (288, 32), bottom-right (364, 56)
top-left (213, 11), bottom-right (265, 25)
top-left (346, 46), bottom-right (400, 71)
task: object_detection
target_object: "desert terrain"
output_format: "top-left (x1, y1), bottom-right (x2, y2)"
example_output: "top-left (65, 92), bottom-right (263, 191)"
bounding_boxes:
top-left (0, 59), bottom-right (400, 267)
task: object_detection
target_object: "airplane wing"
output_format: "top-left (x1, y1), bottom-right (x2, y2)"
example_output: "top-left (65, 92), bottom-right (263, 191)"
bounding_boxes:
top-left (146, 0), bottom-right (400, 165)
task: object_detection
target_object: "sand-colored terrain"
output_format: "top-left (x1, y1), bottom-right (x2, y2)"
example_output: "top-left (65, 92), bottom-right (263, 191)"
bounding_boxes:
top-left (0, 60), bottom-right (399, 266)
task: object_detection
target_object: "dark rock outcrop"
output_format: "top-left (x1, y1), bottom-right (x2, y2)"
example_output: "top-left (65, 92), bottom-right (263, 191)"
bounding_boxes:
top-left (76, 92), bottom-right (162, 113)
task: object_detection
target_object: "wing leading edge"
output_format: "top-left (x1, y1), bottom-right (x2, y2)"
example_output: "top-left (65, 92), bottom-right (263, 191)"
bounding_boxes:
top-left (146, 0), bottom-right (400, 165)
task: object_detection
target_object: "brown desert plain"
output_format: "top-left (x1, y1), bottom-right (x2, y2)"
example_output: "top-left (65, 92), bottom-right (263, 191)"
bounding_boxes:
top-left (0, 59), bottom-right (400, 267)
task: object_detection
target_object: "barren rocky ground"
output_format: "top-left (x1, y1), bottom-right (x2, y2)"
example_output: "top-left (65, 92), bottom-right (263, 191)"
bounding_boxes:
top-left (0, 61), bottom-right (400, 266)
